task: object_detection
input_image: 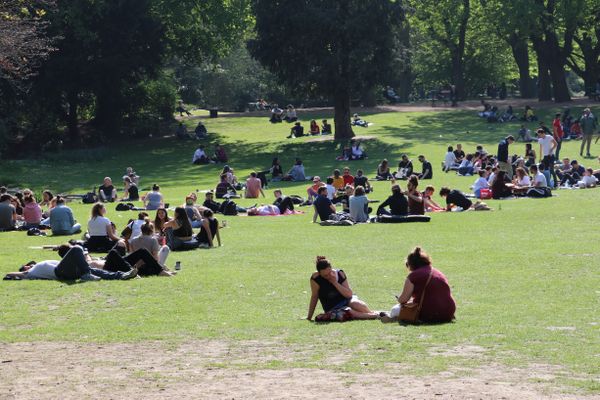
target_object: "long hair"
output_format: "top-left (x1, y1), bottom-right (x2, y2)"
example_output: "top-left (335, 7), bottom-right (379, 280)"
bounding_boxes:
top-left (91, 203), bottom-right (104, 219)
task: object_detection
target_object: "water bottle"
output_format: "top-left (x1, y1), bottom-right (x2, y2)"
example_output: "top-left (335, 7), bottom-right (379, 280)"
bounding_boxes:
top-left (175, 261), bottom-right (181, 271)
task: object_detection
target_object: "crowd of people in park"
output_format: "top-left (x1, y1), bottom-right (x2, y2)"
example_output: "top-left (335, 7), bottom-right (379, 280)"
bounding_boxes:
top-left (3, 104), bottom-right (599, 323)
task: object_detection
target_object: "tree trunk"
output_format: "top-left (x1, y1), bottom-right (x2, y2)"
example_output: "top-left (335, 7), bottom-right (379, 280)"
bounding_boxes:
top-left (547, 57), bottom-right (571, 102)
top-left (532, 36), bottom-right (552, 101)
top-left (66, 90), bottom-right (80, 146)
top-left (545, 32), bottom-right (571, 102)
top-left (333, 88), bottom-right (354, 140)
top-left (509, 35), bottom-right (534, 98)
top-left (94, 86), bottom-right (122, 136)
top-left (451, 53), bottom-right (465, 100)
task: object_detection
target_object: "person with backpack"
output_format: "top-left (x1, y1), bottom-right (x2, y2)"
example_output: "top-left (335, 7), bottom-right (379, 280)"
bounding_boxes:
top-left (202, 191), bottom-right (221, 213)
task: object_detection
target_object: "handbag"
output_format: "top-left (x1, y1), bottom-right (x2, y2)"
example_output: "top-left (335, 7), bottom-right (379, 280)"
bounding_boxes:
top-left (398, 269), bottom-right (433, 323)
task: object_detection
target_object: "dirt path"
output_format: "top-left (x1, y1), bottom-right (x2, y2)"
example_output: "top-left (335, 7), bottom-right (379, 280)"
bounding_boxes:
top-left (0, 341), bottom-right (594, 399)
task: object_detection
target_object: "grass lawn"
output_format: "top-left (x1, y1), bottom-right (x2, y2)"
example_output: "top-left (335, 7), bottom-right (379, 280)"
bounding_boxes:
top-left (1, 104), bottom-right (599, 394)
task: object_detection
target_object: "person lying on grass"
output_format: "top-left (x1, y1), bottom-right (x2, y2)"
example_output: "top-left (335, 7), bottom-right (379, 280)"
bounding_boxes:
top-left (380, 246), bottom-right (456, 323)
top-left (4, 245), bottom-right (137, 281)
top-left (306, 256), bottom-right (379, 321)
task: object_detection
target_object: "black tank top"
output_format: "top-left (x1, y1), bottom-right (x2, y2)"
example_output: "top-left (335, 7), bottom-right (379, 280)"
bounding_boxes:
top-left (312, 269), bottom-right (347, 312)
top-left (173, 219), bottom-right (192, 238)
top-left (196, 218), bottom-right (218, 244)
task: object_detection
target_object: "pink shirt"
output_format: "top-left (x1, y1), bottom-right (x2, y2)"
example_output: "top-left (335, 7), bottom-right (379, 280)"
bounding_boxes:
top-left (23, 202), bottom-right (42, 224)
top-left (245, 177), bottom-right (262, 198)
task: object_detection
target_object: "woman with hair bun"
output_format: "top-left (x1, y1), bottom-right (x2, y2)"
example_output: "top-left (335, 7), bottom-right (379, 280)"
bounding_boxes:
top-left (306, 256), bottom-right (379, 321)
top-left (382, 247), bottom-right (456, 323)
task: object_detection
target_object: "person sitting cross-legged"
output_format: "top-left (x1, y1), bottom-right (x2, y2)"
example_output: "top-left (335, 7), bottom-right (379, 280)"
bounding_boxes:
top-left (377, 184), bottom-right (408, 216)
top-left (49, 196), bottom-right (81, 236)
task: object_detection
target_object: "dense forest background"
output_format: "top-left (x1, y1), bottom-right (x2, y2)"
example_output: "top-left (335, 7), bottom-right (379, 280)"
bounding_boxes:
top-left (1, 0), bottom-right (599, 150)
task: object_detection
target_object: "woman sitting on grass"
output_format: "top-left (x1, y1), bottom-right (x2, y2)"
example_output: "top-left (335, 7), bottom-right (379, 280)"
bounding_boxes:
top-left (511, 167), bottom-right (531, 195)
top-left (381, 247), bottom-right (456, 323)
top-left (306, 256), bottom-right (379, 321)
top-left (153, 208), bottom-right (170, 245)
top-left (195, 209), bottom-right (221, 247)
top-left (376, 159), bottom-right (392, 180)
top-left (85, 203), bottom-right (122, 252)
top-left (309, 120), bottom-right (320, 135)
top-left (143, 184), bottom-right (164, 210)
top-left (406, 175), bottom-right (425, 215)
top-left (163, 207), bottom-right (198, 251)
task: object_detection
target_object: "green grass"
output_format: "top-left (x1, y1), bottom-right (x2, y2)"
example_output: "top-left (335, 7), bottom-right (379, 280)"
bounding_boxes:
top-left (1, 105), bottom-right (599, 392)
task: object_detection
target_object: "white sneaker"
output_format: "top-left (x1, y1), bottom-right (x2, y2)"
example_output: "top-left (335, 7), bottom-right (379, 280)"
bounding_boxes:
top-left (80, 273), bottom-right (100, 281)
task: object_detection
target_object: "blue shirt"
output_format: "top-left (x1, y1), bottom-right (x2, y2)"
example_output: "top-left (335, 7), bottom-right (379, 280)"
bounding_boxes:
top-left (50, 205), bottom-right (75, 234)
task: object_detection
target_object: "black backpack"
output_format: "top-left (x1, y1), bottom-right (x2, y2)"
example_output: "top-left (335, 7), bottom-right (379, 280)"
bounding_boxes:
top-left (82, 192), bottom-right (97, 204)
top-left (82, 187), bottom-right (98, 204)
top-left (220, 200), bottom-right (238, 216)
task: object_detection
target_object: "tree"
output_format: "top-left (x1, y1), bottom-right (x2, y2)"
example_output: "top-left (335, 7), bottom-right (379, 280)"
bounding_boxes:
top-left (567, 6), bottom-right (600, 97)
top-left (479, 0), bottom-right (537, 98)
top-left (249, 0), bottom-right (405, 140)
top-left (529, 0), bottom-right (585, 102)
top-left (0, 0), bottom-right (55, 87)
top-left (411, 0), bottom-right (471, 100)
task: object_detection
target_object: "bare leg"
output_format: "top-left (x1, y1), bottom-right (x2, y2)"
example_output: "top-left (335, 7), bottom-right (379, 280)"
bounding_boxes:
top-left (348, 298), bottom-right (379, 320)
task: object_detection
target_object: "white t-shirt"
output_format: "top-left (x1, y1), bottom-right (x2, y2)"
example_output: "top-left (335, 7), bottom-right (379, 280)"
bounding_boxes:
top-left (459, 159), bottom-right (472, 168)
top-left (26, 260), bottom-right (59, 280)
top-left (473, 177), bottom-right (489, 191)
top-left (533, 172), bottom-right (547, 187)
top-left (88, 216), bottom-right (111, 236)
top-left (192, 149), bottom-right (206, 162)
top-left (325, 184), bottom-right (336, 200)
top-left (444, 152), bottom-right (457, 168)
top-left (128, 219), bottom-right (145, 239)
top-left (517, 176), bottom-right (531, 186)
top-left (487, 172), bottom-right (496, 183)
top-left (578, 175), bottom-right (598, 187)
top-left (352, 146), bottom-right (363, 157)
top-left (538, 135), bottom-right (555, 156)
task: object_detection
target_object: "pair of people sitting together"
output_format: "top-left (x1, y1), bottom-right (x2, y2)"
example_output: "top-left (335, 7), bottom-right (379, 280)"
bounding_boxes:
top-left (306, 248), bottom-right (456, 324)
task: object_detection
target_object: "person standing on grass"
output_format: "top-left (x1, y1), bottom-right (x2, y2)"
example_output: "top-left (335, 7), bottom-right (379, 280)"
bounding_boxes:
top-left (580, 108), bottom-right (598, 157)
top-left (380, 247), bottom-right (456, 323)
top-left (552, 113), bottom-right (564, 160)
top-left (306, 256), bottom-right (379, 321)
top-left (536, 128), bottom-right (558, 188)
top-left (496, 135), bottom-right (515, 179)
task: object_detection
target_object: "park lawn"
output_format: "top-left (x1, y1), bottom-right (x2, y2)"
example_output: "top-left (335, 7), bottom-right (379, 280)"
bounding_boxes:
top-left (0, 105), bottom-right (599, 393)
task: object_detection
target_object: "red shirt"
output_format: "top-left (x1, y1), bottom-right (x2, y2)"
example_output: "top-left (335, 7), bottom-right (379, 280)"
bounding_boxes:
top-left (408, 265), bottom-right (456, 322)
top-left (343, 175), bottom-right (354, 186)
top-left (553, 118), bottom-right (564, 140)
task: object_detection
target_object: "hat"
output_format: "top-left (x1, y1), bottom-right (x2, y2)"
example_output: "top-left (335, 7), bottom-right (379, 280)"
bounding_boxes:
top-left (313, 176), bottom-right (321, 182)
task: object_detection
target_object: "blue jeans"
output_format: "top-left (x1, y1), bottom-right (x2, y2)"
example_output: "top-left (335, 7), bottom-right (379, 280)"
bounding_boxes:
top-left (165, 228), bottom-right (199, 251)
top-left (52, 223), bottom-right (81, 236)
